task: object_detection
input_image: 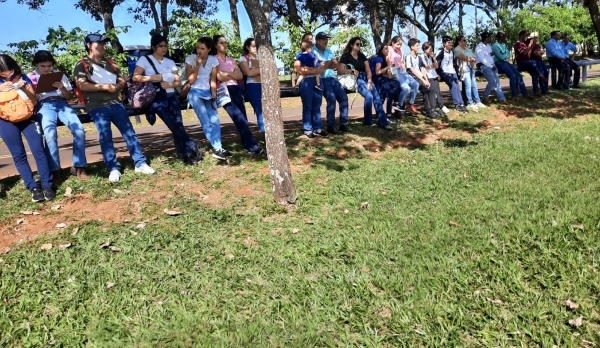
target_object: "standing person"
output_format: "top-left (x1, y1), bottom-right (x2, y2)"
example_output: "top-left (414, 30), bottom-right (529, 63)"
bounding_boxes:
top-left (212, 35), bottom-right (263, 155)
top-left (185, 37), bottom-right (232, 160)
top-left (528, 34), bottom-right (550, 95)
top-left (294, 36), bottom-right (326, 138)
top-left (561, 34), bottom-right (581, 88)
top-left (74, 33), bottom-right (154, 182)
top-left (371, 44), bottom-right (402, 123)
top-left (475, 32), bottom-right (508, 104)
top-left (405, 38), bottom-right (439, 118)
top-left (132, 34), bottom-right (202, 165)
top-left (29, 50), bottom-right (90, 183)
top-left (454, 35), bottom-right (486, 112)
top-left (0, 54), bottom-right (55, 201)
top-left (387, 36), bottom-right (419, 114)
top-left (514, 30), bottom-right (545, 97)
top-left (420, 41), bottom-right (450, 116)
top-left (436, 36), bottom-right (468, 113)
top-left (312, 32), bottom-right (350, 133)
top-left (546, 30), bottom-right (571, 90)
top-left (239, 38), bottom-right (265, 132)
top-left (492, 31), bottom-right (531, 100)
top-left (338, 37), bottom-right (391, 130)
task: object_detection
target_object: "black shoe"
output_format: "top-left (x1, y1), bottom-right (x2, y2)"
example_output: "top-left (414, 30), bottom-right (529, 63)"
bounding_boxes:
top-left (379, 124), bottom-right (393, 130)
top-left (313, 130), bottom-right (328, 137)
top-left (190, 143), bottom-right (203, 162)
top-left (222, 149), bottom-right (232, 157)
top-left (43, 187), bottom-right (56, 201)
top-left (305, 132), bottom-right (315, 139)
top-left (212, 148), bottom-right (228, 160)
top-left (387, 116), bottom-right (398, 124)
top-left (339, 124), bottom-right (350, 132)
top-left (427, 110), bottom-right (440, 118)
top-left (31, 187), bottom-right (45, 202)
top-left (458, 105), bottom-right (469, 113)
top-left (572, 84), bottom-right (581, 89)
top-left (183, 155), bottom-right (199, 165)
top-left (326, 126), bottom-right (340, 134)
top-left (248, 147), bottom-right (264, 155)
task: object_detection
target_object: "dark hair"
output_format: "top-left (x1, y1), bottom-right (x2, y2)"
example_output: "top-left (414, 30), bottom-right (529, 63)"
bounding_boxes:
top-left (301, 32), bottom-right (313, 42)
top-left (388, 35), bottom-right (402, 46)
top-left (300, 41), bottom-right (311, 52)
top-left (551, 30), bottom-right (560, 37)
top-left (150, 34), bottom-right (167, 54)
top-left (211, 35), bottom-right (226, 55)
top-left (421, 41), bottom-right (433, 52)
top-left (442, 36), bottom-right (453, 44)
top-left (518, 30), bottom-right (529, 37)
top-left (454, 35), bottom-right (465, 48)
top-left (375, 44), bottom-right (388, 69)
top-left (32, 50), bottom-right (56, 66)
top-left (407, 38), bottom-right (420, 49)
top-left (496, 31), bottom-right (506, 40)
top-left (343, 36), bottom-right (362, 54)
top-left (561, 33), bottom-right (570, 39)
top-left (243, 37), bottom-right (255, 55)
top-left (0, 54), bottom-right (21, 76)
top-left (197, 37), bottom-right (215, 55)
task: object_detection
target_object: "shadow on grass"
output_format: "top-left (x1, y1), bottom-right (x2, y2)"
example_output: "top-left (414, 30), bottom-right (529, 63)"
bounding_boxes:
top-left (500, 87), bottom-right (599, 119)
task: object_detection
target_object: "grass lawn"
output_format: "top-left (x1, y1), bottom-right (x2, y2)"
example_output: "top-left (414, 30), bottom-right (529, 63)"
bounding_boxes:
top-left (1, 81), bottom-right (600, 346)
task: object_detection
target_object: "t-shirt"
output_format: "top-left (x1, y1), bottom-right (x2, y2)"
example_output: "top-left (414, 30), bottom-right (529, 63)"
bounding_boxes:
top-left (453, 46), bottom-right (474, 59)
top-left (136, 55), bottom-right (178, 93)
top-left (239, 55), bottom-right (260, 84)
top-left (419, 54), bottom-right (438, 79)
top-left (184, 54), bottom-right (219, 90)
top-left (0, 73), bottom-right (32, 88)
top-left (215, 56), bottom-right (239, 87)
top-left (28, 70), bottom-right (72, 101)
top-left (369, 56), bottom-right (386, 79)
top-left (513, 41), bottom-right (530, 64)
top-left (438, 49), bottom-right (456, 74)
top-left (492, 42), bottom-right (511, 62)
top-left (312, 45), bottom-right (336, 78)
top-left (387, 46), bottom-right (404, 71)
top-left (405, 53), bottom-right (423, 78)
top-left (73, 57), bottom-right (122, 112)
top-left (295, 52), bottom-right (321, 69)
top-left (339, 52), bottom-right (368, 72)
top-left (531, 44), bottom-right (544, 61)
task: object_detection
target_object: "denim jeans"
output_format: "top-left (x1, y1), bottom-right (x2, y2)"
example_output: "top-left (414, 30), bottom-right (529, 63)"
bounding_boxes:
top-left (479, 65), bottom-right (506, 101)
top-left (566, 59), bottom-right (581, 86)
top-left (374, 75), bottom-right (400, 115)
top-left (321, 77), bottom-right (349, 127)
top-left (89, 103), bottom-right (147, 172)
top-left (518, 60), bottom-right (541, 94)
top-left (358, 72), bottom-right (388, 127)
top-left (37, 99), bottom-right (87, 171)
top-left (496, 60), bottom-right (528, 97)
top-left (188, 88), bottom-right (223, 150)
top-left (441, 72), bottom-right (465, 106)
top-left (150, 89), bottom-right (197, 158)
top-left (533, 60), bottom-right (550, 93)
top-left (244, 83), bottom-right (265, 132)
top-left (548, 57), bottom-right (571, 88)
top-left (0, 117), bottom-right (52, 190)
top-left (298, 76), bottom-right (323, 134)
top-left (225, 85), bottom-right (261, 153)
top-left (462, 65), bottom-right (481, 105)
top-left (396, 68), bottom-right (418, 105)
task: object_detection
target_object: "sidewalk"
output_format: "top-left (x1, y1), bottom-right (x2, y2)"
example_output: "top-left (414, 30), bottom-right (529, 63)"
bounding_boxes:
top-left (1, 72), bottom-right (597, 179)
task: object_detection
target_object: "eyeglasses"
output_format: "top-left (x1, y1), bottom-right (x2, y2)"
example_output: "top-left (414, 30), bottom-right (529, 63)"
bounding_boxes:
top-left (354, 42), bottom-right (361, 47)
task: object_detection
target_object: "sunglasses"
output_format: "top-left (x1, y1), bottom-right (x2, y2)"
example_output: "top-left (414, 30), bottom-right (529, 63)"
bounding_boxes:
top-left (354, 42), bottom-right (362, 47)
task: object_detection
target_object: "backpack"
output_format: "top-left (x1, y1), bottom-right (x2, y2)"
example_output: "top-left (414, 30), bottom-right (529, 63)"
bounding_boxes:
top-left (126, 55), bottom-right (160, 109)
top-left (73, 57), bottom-right (119, 105)
top-left (0, 75), bottom-right (35, 123)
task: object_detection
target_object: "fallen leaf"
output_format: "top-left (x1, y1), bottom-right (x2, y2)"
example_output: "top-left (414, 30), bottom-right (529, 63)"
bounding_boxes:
top-left (71, 227), bottom-right (79, 236)
top-left (359, 202), bottom-right (370, 210)
top-left (58, 243), bottom-right (72, 250)
top-left (163, 208), bottom-right (182, 216)
top-left (343, 209), bottom-right (349, 214)
top-left (581, 339), bottom-right (595, 346)
top-left (67, 276), bottom-right (75, 283)
top-left (292, 228), bottom-right (300, 234)
top-left (162, 169), bottom-right (176, 176)
top-left (565, 299), bottom-right (580, 310)
top-left (106, 282), bottom-right (116, 289)
top-left (487, 298), bottom-right (503, 304)
top-left (130, 230), bottom-right (138, 236)
top-left (449, 220), bottom-right (461, 227)
top-left (136, 222), bottom-right (146, 229)
top-left (568, 316), bottom-right (583, 327)
top-left (98, 239), bottom-right (111, 249)
top-left (55, 223), bottom-right (67, 229)
top-left (16, 218), bottom-right (24, 225)
top-left (32, 211), bottom-right (40, 215)
top-left (113, 189), bottom-right (124, 194)
top-left (20, 210), bottom-right (33, 215)
top-left (40, 243), bottom-right (53, 250)
top-left (51, 204), bottom-right (61, 210)
top-left (64, 187), bottom-right (72, 197)
top-left (571, 224), bottom-right (584, 230)
top-left (109, 246), bottom-right (121, 252)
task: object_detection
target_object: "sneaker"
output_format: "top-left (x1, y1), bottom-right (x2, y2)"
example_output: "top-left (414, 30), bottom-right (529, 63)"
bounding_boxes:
top-left (387, 116), bottom-right (398, 124)
top-left (135, 163), bottom-right (155, 175)
top-left (43, 187), bottom-right (56, 201)
top-left (326, 126), bottom-right (340, 134)
top-left (69, 166), bottom-right (90, 180)
top-left (222, 149), bottom-right (232, 157)
top-left (314, 85), bottom-right (322, 91)
top-left (183, 155), bottom-right (199, 166)
top-left (339, 124), bottom-right (350, 132)
top-left (392, 105), bottom-right (403, 112)
top-left (108, 170), bottom-right (121, 182)
top-left (304, 132), bottom-right (315, 139)
top-left (441, 106), bottom-right (450, 114)
top-left (380, 124), bottom-right (393, 130)
top-left (248, 147), bottom-right (264, 155)
top-left (457, 105), bottom-right (469, 113)
top-left (212, 148), bottom-right (228, 160)
top-left (466, 104), bottom-right (479, 112)
top-left (406, 103), bottom-right (418, 114)
top-left (31, 186), bottom-right (45, 202)
top-left (475, 102), bottom-right (487, 108)
top-left (427, 110), bottom-right (440, 118)
top-left (190, 143), bottom-right (203, 162)
top-left (313, 130), bottom-right (328, 137)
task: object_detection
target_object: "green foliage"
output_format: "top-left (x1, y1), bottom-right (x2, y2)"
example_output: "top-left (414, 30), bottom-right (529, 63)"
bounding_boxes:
top-left (274, 16), bottom-right (323, 69)
top-left (329, 26), bottom-right (374, 57)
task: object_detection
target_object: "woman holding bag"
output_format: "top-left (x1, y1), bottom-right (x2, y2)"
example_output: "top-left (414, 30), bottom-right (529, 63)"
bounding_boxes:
top-left (0, 54), bottom-right (55, 202)
top-left (132, 34), bottom-right (202, 165)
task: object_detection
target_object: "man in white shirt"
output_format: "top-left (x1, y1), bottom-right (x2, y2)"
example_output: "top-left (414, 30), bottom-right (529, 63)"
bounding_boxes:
top-left (475, 31), bottom-right (508, 104)
top-left (436, 36), bottom-right (468, 113)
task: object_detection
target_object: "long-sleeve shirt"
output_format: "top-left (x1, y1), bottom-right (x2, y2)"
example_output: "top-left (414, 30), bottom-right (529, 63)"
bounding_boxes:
top-left (561, 41), bottom-right (577, 57)
top-left (491, 42), bottom-right (511, 63)
top-left (475, 42), bottom-right (495, 68)
top-left (546, 38), bottom-right (565, 59)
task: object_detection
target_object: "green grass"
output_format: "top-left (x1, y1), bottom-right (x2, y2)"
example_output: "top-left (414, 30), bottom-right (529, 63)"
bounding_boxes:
top-left (1, 84), bottom-right (600, 346)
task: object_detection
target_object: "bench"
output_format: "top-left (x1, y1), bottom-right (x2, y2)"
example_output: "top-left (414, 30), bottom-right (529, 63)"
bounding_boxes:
top-left (548, 59), bottom-right (600, 87)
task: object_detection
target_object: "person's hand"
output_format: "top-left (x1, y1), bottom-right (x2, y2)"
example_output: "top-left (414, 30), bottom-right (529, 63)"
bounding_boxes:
top-left (490, 51), bottom-right (495, 56)
top-left (367, 80), bottom-right (372, 91)
top-left (195, 55), bottom-right (203, 66)
top-left (353, 70), bottom-right (359, 77)
top-left (152, 74), bottom-right (163, 82)
top-left (528, 40), bottom-right (534, 47)
top-left (104, 84), bottom-right (118, 93)
top-left (492, 66), bottom-right (497, 71)
top-left (424, 79), bottom-right (430, 88)
top-left (0, 81), bottom-right (13, 90)
top-left (52, 81), bottom-right (65, 90)
top-left (160, 81), bottom-right (170, 89)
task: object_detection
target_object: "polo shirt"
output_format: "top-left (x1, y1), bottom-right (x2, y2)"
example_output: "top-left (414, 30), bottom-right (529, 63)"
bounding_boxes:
top-left (312, 45), bottom-right (336, 78)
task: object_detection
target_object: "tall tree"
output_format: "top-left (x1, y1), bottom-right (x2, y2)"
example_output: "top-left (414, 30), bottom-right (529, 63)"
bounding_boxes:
top-left (395, 0), bottom-right (457, 43)
top-left (228, 0), bottom-right (241, 39)
top-left (467, 0), bottom-right (528, 28)
top-left (75, 0), bottom-right (125, 53)
top-left (582, 0), bottom-right (600, 48)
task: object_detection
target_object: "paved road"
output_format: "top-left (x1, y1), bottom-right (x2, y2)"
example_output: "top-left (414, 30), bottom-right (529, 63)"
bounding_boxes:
top-left (1, 72), bottom-right (598, 179)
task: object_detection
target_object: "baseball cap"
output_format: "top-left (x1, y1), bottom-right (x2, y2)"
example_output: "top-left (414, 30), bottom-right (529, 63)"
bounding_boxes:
top-left (84, 33), bottom-right (110, 45)
top-left (528, 31), bottom-right (539, 39)
top-left (480, 31), bottom-right (492, 41)
top-left (315, 32), bottom-right (331, 40)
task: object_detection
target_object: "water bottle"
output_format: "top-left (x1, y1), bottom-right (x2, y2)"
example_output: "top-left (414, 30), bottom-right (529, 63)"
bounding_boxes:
top-left (14, 81), bottom-right (29, 100)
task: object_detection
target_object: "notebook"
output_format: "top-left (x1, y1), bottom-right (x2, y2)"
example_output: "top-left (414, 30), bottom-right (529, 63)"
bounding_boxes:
top-left (90, 64), bottom-right (117, 84)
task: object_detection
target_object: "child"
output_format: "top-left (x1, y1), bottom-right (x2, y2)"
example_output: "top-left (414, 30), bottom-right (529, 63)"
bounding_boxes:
top-left (295, 41), bottom-right (322, 90)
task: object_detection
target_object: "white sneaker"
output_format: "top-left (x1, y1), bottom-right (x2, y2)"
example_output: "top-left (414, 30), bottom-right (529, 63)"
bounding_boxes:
top-left (135, 163), bottom-right (155, 175)
top-left (108, 170), bottom-right (121, 182)
top-left (441, 106), bottom-right (450, 114)
top-left (466, 104), bottom-right (479, 112)
top-left (476, 102), bottom-right (487, 108)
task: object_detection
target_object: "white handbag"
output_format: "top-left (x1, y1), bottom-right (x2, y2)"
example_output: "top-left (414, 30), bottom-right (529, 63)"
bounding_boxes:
top-left (337, 64), bottom-right (357, 92)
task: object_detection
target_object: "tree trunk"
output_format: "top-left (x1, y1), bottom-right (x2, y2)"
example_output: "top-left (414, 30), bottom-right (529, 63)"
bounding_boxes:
top-left (383, 5), bottom-right (394, 44)
top-left (149, 0), bottom-right (161, 34)
top-left (241, 0), bottom-right (297, 205)
top-left (285, 0), bottom-right (302, 27)
top-left (103, 11), bottom-right (123, 53)
top-left (584, 0), bottom-right (600, 51)
top-left (458, 0), bottom-right (464, 35)
top-left (228, 0), bottom-right (241, 39)
top-left (368, 0), bottom-right (382, 48)
top-left (160, 0), bottom-right (169, 38)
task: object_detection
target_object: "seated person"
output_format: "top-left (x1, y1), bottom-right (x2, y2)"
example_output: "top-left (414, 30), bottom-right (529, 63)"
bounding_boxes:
top-left (561, 34), bottom-right (581, 88)
top-left (514, 30), bottom-right (546, 97)
top-left (527, 34), bottom-right (550, 95)
top-left (545, 30), bottom-right (571, 90)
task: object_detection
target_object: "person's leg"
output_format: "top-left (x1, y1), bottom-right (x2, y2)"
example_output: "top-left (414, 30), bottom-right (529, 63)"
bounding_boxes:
top-left (0, 118), bottom-right (39, 191)
top-left (245, 83), bottom-right (265, 132)
top-left (56, 101), bottom-right (88, 168)
top-left (223, 89), bottom-right (261, 153)
top-left (90, 105), bottom-right (120, 172)
top-left (496, 61), bottom-right (518, 97)
top-left (548, 57), bottom-right (565, 87)
top-left (21, 120), bottom-right (53, 190)
top-left (369, 84), bottom-right (388, 127)
top-left (229, 85), bottom-right (248, 119)
top-left (332, 78), bottom-right (349, 126)
top-left (463, 71), bottom-right (474, 105)
top-left (298, 77), bottom-right (315, 134)
top-left (153, 92), bottom-right (194, 158)
top-left (443, 73), bottom-right (464, 106)
top-left (519, 61), bottom-right (540, 94)
top-left (357, 75), bottom-right (374, 125)
top-left (480, 66), bottom-right (495, 98)
top-left (407, 74), bottom-right (419, 104)
top-left (109, 103), bottom-right (147, 168)
top-left (469, 69), bottom-right (481, 103)
top-left (397, 71), bottom-right (410, 107)
top-left (536, 60), bottom-right (550, 94)
top-left (188, 89), bottom-right (223, 149)
top-left (490, 68), bottom-right (506, 101)
top-left (429, 78), bottom-right (444, 108)
top-left (569, 60), bottom-right (581, 86)
top-left (322, 78), bottom-right (338, 128)
top-left (510, 64), bottom-right (529, 96)
top-left (417, 79), bottom-right (434, 113)
top-left (38, 102), bottom-right (61, 172)
top-left (311, 84), bottom-right (324, 133)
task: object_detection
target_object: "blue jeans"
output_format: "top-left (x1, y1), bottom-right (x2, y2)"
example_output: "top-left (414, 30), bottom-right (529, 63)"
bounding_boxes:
top-left (0, 117), bottom-right (52, 190)
top-left (441, 72), bottom-right (464, 106)
top-left (225, 85), bottom-right (261, 153)
top-left (298, 76), bottom-right (323, 134)
top-left (358, 72), bottom-right (388, 127)
top-left (518, 60), bottom-right (541, 94)
top-left (321, 77), bottom-right (349, 127)
top-left (188, 88), bottom-right (223, 150)
top-left (533, 60), bottom-right (550, 94)
top-left (496, 60), bottom-right (528, 97)
top-left (150, 89), bottom-right (197, 158)
top-left (396, 69), bottom-right (418, 105)
top-left (244, 83), bottom-right (265, 132)
top-left (37, 99), bottom-right (87, 171)
top-left (462, 65), bottom-right (481, 105)
top-left (479, 65), bottom-right (506, 101)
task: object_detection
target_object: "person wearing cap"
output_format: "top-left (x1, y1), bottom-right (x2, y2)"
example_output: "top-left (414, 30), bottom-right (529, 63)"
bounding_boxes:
top-left (528, 34), bottom-right (550, 95)
top-left (514, 30), bottom-right (546, 97)
top-left (475, 31), bottom-right (508, 104)
top-left (561, 34), bottom-right (581, 88)
top-left (73, 33), bottom-right (155, 182)
top-left (492, 31), bottom-right (530, 100)
top-left (436, 36), bottom-right (468, 113)
top-left (312, 31), bottom-right (350, 134)
top-left (546, 30), bottom-right (571, 90)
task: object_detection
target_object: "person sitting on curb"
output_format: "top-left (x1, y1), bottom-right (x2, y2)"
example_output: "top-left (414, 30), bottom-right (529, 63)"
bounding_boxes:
top-left (454, 35), bottom-right (486, 112)
top-left (420, 41), bottom-right (450, 116)
top-left (514, 30), bottom-right (546, 97)
top-left (475, 32), bottom-right (508, 104)
top-left (528, 34), bottom-right (550, 95)
top-left (436, 36), bottom-right (468, 113)
top-left (546, 30), bottom-right (572, 90)
top-left (405, 38), bottom-right (439, 118)
top-left (73, 33), bottom-right (155, 182)
top-left (492, 31), bottom-right (531, 101)
top-left (561, 34), bottom-right (581, 88)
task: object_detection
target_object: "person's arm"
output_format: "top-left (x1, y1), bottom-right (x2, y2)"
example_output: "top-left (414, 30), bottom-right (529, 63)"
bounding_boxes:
top-left (132, 65), bottom-right (161, 83)
top-left (239, 60), bottom-right (260, 77)
top-left (186, 63), bottom-right (200, 84)
top-left (52, 76), bottom-right (73, 100)
top-left (375, 62), bottom-right (385, 75)
top-left (15, 80), bottom-right (38, 105)
top-left (210, 66), bottom-right (217, 98)
top-left (408, 56), bottom-right (427, 84)
top-left (217, 60), bottom-right (244, 81)
top-left (364, 61), bottom-right (373, 90)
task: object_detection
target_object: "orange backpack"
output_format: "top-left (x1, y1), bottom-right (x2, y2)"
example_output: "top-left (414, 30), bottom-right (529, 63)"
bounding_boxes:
top-left (0, 75), bottom-right (35, 123)
top-left (73, 57), bottom-right (119, 105)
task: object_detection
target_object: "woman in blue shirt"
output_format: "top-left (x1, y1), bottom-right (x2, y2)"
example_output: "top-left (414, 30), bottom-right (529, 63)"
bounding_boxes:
top-left (370, 44), bottom-right (401, 123)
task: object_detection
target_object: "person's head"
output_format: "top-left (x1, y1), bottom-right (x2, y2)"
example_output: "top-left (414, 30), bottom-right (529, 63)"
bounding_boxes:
top-left (84, 33), bottom-right (110, 56)
top-left (243, 38), bottom-right (256, 55)
top-left (315, 32), bottom-right (330, 49)
top-left (421, 41), bottom-right (434, 55)
top-left (480, 31), bottom-right (492, 44)
top-left (300, 41), bottom-right (312, 53)
top-left (551, 30), bottom-right (561, 40)
top-left (32, 50), bottom-right (57, 74)
top-left (150, 34), bottom-right (168, 56)
top-left (343, 36), bottom-right (362, 54)
top-left (496, 31), bottom-right (507, 43)
top-left (212, 35), bottom-right (227, 55)
top-left (376, 43), bottom-right (389, 59)
top-left (389, 35), bottom-right (403, 51)
top-left (0, 54), bottom-right (20, 79)
top-left (442, 36), bottom-right (453, 50)
top-left (302, 32), bottom-right (313, 45)
top-left (196, 37), bottom-right (214, 58)
top-left (562, 33), bottom-right (571, 43)
top-left (407, 38), bottom-right (420, 52)
top-left (518, 30), bottom-right (529, 41)
top-left (454, 35), bottom-right (466, 48)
